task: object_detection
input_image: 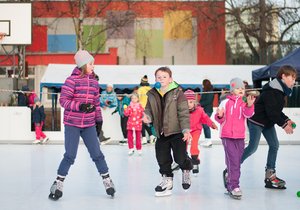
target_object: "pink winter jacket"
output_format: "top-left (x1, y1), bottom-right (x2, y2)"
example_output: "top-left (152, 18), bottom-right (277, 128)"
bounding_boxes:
top-left (190, 105), bottom-right (214, 133)
top-left (124, 102), bottom-right (144, 131)
top-left (60, 67), bottom-right (102, 128)
top-left (214, 94), bottom-right (254, 139)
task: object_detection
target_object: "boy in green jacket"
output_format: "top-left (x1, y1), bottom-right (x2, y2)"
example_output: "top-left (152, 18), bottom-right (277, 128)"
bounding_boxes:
top-left (143, 66), bottom-right (193, 197)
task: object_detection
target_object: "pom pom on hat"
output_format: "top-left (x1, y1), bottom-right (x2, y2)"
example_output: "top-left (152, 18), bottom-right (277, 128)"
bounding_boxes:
top-left (184, 89), bottom-right (196, 101)
top-left (74, 50), bottom-right (94, 68)
top-left (141, 75), bottom-right (148, 83)
top-left (140, 75), bottom-right (150, 86)
top-left (230, 77), bottom-right (244, 92)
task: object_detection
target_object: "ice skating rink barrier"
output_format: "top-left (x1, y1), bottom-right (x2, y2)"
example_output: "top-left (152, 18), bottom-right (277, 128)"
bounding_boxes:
top-left (0, 106), bottom-right (299, 144)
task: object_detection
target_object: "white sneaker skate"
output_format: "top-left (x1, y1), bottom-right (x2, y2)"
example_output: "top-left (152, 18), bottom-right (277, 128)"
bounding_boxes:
top-left (32, 139), bottom-right (41, 144)
top-left (128, 149), bottom-right (134, 156)
top-left (149, 135), bottom-right (156, 144)
top-left (155, 175), bottom-right (173, 197)
top-left (200, 140), bottom-right (212, 147)
top-left (137, 150), bottom-right (142, 156)
top-left (42, 137), bottom-right (49, 144)
top-left (228, 188), bottom-right (242, 200)
top-left (142, 137), bottom-right (147, 145)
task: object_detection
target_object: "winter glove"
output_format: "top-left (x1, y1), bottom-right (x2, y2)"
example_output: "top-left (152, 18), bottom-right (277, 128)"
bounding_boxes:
top-left (123, 104), bottom-right (128, 109)
top-left (96, 121), bottom-right (103, 130)
top-left (96, 121), bottom-right (103, 137)
top-left (79, 103), bottom-right (96, 113)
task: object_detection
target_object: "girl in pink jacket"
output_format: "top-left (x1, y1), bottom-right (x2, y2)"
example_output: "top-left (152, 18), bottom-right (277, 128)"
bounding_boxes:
top-left (124, 93), bottom-right (144, 156)
top-left (215, 77), bottom-right (255, 200)
top-left (184, 90), bottom-right (217, 175)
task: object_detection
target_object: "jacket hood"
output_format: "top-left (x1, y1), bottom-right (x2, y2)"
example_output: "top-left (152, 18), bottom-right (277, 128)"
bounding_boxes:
top-left (71, 67), bottom-right (82, 76)
top-left (226, 94), bottom-right (242, 102)
top-left (264, 78), bottom-right (292, 96)
top-left (71, 67), bottom-right (96, 78)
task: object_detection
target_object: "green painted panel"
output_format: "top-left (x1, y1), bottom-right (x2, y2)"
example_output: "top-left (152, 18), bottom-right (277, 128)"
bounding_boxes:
top-left (135, 29), bottom-right (163, 58)
top-left (83, 25), bottom-right (106, 52)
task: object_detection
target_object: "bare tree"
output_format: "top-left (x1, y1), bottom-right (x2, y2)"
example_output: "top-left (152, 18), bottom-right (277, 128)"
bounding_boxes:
top-left (33, 0), bottom-right (136, 55)
top-left (225, 0), bottom-right (300, 64)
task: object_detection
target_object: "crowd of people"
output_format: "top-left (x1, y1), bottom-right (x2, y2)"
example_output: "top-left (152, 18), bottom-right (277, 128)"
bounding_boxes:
top-left (14, 50), bottom-right (296, 201)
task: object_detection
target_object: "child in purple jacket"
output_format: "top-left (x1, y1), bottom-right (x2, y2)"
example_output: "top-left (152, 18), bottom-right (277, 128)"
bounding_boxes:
top-left (215, 77), bottom-right (255, 200)
top-left (48, 50), bottom-right (115, 200)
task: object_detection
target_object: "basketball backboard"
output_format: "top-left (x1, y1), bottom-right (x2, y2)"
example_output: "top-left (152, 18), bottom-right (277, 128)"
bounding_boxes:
top-left (0, 2), bottom-right (32, 45)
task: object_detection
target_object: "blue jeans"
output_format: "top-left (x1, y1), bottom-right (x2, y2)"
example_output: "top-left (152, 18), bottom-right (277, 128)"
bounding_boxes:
top-left (202, 111), bottom-right (212, 139)
top-left (241, 121), bottom-right (279, 170)
top-left (57, 125), bottom-right (109, 176)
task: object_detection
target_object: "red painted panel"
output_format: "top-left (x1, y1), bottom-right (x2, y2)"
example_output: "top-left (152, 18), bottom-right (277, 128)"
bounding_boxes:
top-left (0, 48), bottom-right (118, 66)
top-left (32, 1), bottom-right (224, 18)
top-left (26, 25), bottom-right (47, 52)
top-left (197, 4), bottom-right (226, 64)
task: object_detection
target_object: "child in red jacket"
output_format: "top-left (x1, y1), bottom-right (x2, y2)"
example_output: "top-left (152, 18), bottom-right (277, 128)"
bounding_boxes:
top-left (124, 93), bottom-right (144, 156)
top-left (184, 90), bottom-right (217, 175)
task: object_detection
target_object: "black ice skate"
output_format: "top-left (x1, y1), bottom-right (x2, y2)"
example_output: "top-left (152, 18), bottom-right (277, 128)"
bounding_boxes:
top-left (191, 156), bottom-right (200, 176)
top-left (192, 164), bottom-right (199, 175)
top-left (155, 175), bottom-right (173, 197)
top-left (102, 173), bottom-right (116, 197)
top-left (48, 180), bottom-right (63, 201)
top-left (264, 169), bottom-right (286, 189)
top-left (223, 168), bottom-right (228, 189)
top-left (182, 170), bottom-right (191, 190)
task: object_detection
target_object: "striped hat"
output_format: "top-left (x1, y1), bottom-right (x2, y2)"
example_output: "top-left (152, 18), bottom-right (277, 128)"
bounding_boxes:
top-left (184, 89), bottom-right (196, 100)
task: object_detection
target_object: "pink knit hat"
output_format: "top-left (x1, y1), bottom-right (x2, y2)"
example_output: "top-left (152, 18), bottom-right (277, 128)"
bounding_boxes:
top-left (74, 50), bottom-right (94, 68)
top-left (184, 89), bottom-right (196, 100)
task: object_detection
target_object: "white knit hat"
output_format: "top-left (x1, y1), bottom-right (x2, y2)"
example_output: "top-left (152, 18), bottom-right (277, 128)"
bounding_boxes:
top-left (74, 50), bottom-right (94, 68)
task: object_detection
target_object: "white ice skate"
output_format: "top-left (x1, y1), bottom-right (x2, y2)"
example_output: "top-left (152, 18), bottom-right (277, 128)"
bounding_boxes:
top-left (155, 175), bottom-right (173, 197)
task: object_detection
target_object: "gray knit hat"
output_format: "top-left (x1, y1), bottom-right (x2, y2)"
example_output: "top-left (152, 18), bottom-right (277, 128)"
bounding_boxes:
top-left (230, 77), bottom-right (244, 92)
top-left (74, 50), bottom-right (94, 68)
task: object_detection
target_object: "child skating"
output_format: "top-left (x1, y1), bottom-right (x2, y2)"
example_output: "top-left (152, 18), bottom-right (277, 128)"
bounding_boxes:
top-left (143, 66), bottom-right (193, 197)
top-left (32, 97), bottom-right (49, 144)
top-left (48, 50), bottom-right (115, 200)
top-left (184, 89), bottom-right (217, 175)
top-left (215, 77), bottom-right (255, 200)
top-left (241, 65), bottom-right (297, 190)
top-left (124, 93), bottom-right (144, 155)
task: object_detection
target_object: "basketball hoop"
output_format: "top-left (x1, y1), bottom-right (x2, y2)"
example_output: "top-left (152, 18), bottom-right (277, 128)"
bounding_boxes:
top-left (0, 32), bottom-right (6, 41)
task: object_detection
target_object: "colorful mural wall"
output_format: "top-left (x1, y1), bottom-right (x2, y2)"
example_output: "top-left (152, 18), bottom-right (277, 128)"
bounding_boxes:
top-left (23, 1), bottom-right (226, 65)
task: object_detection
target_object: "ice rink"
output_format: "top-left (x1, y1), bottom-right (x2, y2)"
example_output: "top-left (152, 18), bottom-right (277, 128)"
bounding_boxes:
top-left (0, 143), bottom-right (299, 210)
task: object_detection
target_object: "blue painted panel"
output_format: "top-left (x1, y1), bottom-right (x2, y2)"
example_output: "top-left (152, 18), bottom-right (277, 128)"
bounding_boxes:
top-left (48, 35), bottom-right (76, 52)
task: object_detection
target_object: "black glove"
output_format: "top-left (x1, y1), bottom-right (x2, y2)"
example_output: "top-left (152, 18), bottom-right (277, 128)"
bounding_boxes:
top-left (96, 121), bottom-right (103, 137)
top-left (79, 103), bottom-right (96, 113)
top-left (111, 110), bottom-right (117, 115)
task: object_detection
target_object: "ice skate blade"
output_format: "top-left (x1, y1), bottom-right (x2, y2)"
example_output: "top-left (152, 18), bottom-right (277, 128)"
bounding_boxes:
top-left (224, 192), bottom-right (242, 200)
top-left (193, 173), bottom-right (198, 177)
top-left (48, 193), bottom-right (60, 201)
top-left (265, 184), bottom-right (286, 190)
top-left (182, 185), bottom-right (191, 190)
top-left (230, 195), bottom-right (242, 200)
top-left (155, 190), bottom-right (172, 197)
